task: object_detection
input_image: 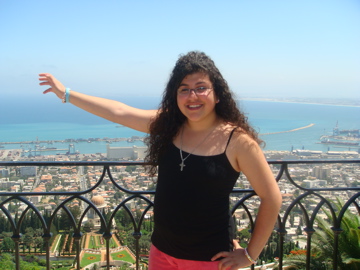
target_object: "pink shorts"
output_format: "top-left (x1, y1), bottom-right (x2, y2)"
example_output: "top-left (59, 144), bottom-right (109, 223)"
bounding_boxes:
top-left (148, 244), bottom-right (220, 270)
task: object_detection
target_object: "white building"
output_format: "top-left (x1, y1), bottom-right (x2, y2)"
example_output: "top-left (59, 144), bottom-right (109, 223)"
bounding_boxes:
top-left (106, 145), bottom-right (147, 160)
top-left (303, 179), bottom-right (327, 188)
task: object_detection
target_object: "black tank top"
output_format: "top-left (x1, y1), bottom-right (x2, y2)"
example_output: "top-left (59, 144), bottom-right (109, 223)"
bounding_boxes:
top-left (151, 129), bottom-right (240, 261)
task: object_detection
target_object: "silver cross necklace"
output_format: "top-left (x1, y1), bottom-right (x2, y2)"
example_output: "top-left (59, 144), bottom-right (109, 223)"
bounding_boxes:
top-left (179, 124), bottom-right (217, 171)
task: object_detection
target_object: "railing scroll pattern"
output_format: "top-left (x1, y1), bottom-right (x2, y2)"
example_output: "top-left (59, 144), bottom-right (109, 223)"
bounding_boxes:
top-left (0, 159), bottom-right (359, 270)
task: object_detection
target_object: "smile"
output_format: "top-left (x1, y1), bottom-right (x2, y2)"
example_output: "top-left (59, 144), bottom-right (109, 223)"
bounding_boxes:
top-left (187, 104), bottom-right (202, 109)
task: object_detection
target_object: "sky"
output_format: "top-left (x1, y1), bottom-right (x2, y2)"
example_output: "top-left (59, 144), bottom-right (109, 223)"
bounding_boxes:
top-left (1, 0), bottom-right (359, 103)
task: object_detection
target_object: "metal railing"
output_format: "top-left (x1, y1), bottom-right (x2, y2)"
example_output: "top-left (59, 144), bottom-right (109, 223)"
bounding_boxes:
top-left (0, 159), bottom-right (359, 270)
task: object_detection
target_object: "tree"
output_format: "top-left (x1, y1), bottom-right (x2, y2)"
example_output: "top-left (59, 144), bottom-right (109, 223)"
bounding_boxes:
top-left (7, 203), bottom-right (17, 213)
top-left (0, 216), bottom-right (11, 233)
top-left (237, 226), bottom-right (251, 245)
top-left (23, 233), bottom-right (33, 253)
top-left (34, 237), bottom-right (43, 253)
top-left (58, 209), bottom-right (72, 231)
top-left (139, 234), bottom-right (151, 254)
top-left (290, 213), bottom-right (295, 227)
top-left (351, 180), bottom-right (359, 187)
top-left (91, 264), bottom-right (99, 270)
top-left (125, 166), bottom-right (136, 173)
top-left (281, 198), bottom-right (360, 269)
top-left (114, 191), bottom-right (122, 200)
top-left (83, 221), bottom-right (95, 232)
top-left (0, 253), bottom-right (15, 269)
top-left (70, 205), bottom-right (81, 223)
top-left (1, 237), bottom-right (15, 252)
top-left (115, 209), bottom-right (132, 228)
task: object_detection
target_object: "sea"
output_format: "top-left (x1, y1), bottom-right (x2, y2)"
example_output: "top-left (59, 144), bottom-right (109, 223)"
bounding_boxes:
top-left (0, 97), bottom-right (359, 155)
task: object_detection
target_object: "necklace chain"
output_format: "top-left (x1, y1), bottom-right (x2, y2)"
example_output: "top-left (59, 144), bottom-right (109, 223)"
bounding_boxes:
top-left (179, 125), bottom-right (217, 171)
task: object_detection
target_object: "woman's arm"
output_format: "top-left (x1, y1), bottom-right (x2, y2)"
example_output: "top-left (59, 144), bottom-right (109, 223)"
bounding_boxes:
top-left (212, 134), bottom-right (282, 270)
top-left (39, 73), bottom-right (158, 133)
top-left (236, 136), bottom-right (282, 259)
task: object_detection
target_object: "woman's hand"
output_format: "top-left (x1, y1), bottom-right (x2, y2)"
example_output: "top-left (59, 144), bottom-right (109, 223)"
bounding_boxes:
top-left (211, 240), bottom-right (253, 270)
top-left (39, 73), bottom-right (66, 100)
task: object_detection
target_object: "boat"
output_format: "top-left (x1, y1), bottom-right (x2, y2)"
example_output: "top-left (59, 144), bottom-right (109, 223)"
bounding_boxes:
top-left (320, 138), bottom-right (359, 146)
top-left (338, 129), bottom-right (359, 134)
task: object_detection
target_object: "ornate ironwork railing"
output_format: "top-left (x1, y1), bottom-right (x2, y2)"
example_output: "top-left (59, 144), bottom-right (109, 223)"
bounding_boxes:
top-left (0, 159), bottom-right (359, 270)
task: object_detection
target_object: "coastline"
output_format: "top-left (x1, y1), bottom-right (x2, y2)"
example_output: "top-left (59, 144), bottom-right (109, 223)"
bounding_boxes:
top-left (0, 99), bottom-right (357, 154)
top-left (239, 97), bottom-right (360, 108)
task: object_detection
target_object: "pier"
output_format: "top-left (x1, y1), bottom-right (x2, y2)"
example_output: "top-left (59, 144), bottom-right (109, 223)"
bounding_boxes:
top-left (24, 149), bottom-right (68, 152)
top-left (260, 123), bottom-right (315, 135)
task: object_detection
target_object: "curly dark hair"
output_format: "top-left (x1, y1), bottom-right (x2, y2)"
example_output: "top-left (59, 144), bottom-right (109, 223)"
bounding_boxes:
top-left (144, 51), bottom-right (262, 176)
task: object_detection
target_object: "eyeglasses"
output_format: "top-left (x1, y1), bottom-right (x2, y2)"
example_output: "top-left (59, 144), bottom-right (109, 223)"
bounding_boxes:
top-left (177, 87), bottom-right (212, 96)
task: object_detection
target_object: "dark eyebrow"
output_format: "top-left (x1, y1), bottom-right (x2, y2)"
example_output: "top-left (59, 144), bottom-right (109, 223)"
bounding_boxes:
top-left (178, 81), bottom-right (207, 87)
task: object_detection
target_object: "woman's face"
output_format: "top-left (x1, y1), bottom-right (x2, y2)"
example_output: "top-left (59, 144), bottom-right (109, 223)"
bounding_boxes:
top-left (176, 72), bottom-right (218, 124)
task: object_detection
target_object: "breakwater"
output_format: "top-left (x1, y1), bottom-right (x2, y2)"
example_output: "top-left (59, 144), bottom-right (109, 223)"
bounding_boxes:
top-left (260, 123), bottom-right (315, 136)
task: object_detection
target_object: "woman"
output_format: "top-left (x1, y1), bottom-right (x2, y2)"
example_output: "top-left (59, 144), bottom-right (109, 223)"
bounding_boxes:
top-left (39, 51), bottom-right (282, 270)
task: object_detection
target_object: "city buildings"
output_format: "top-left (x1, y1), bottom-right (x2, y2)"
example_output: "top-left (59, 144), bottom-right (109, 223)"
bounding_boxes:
top-left (0, 145), bottom-right (359, 269)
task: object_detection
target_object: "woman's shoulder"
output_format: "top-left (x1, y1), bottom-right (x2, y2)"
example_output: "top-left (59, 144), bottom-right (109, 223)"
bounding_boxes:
top-left (224, 124), bottom-right (262, 154)
top-left (223, 123), bottom-right (257, 141)
top-left (226, 127), bottom-right (264, 172)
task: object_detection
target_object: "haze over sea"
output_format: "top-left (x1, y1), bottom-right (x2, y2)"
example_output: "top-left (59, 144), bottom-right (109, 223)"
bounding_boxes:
top-left (0, 98), bottom-right (359, 155)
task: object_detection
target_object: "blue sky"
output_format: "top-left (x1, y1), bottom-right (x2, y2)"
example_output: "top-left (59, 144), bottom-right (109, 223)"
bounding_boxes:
top-left (1, 0), bottom-right (359, 101)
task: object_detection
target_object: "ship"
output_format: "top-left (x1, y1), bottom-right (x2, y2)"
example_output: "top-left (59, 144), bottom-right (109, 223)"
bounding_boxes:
top-left (338, 129), bottom-right (360, 135)
top-left (333, 121), bottom-right (360, 137)
top-left (320, 138), bottom-right (359, 146)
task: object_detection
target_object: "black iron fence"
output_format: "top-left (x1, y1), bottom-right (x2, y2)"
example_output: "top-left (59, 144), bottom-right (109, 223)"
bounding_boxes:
top-left (0, 159), bottom-right (359, 270)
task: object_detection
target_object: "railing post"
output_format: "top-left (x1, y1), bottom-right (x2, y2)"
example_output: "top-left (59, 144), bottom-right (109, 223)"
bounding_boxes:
top-left (72, 232), bottom-right (82, 270)
top-left (277, 229), bottom-right (287, 270)
top-left (42, 233), bottom-right (52, 270)
top-left (103, 231), bottom-right (112, 270)
top-left (331, 228), bottom-right (343, 270)
top-left (132, 231), bottom-right (142, 270)
top-left (11, 233), bottom-right (21, 270)
top-left (304, 227), bottom-right (315, 270)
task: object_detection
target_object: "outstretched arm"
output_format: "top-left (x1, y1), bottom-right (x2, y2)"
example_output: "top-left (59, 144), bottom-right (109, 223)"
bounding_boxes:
top-left (212, 134), bottom-right (282, 270)
top-left (39, 73), bottom-right (158, 133)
